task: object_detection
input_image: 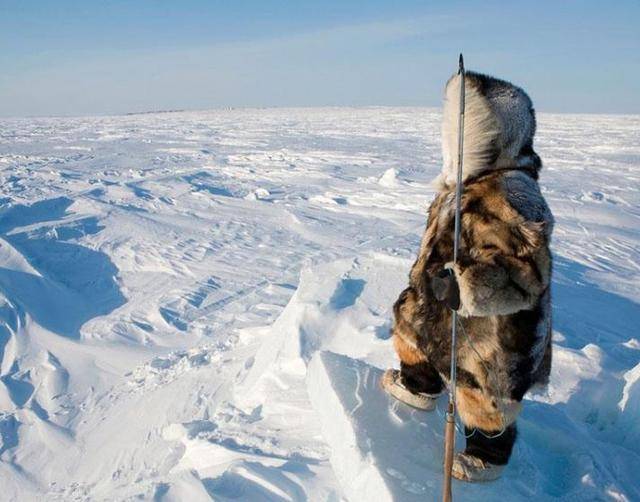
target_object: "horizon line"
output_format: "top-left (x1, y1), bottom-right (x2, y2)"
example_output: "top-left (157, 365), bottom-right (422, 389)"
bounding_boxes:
top-left (2, 104), bottom-right (639, 121)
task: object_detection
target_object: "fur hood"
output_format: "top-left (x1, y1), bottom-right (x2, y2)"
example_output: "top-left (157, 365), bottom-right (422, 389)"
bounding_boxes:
top-left (436, 71), bottom-right (540, 188)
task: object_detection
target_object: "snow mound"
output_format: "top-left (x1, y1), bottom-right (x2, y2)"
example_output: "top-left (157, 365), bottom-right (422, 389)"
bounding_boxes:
top-left (240, 254), bottom-right (409, 390)
top-left (307, 351), bottom-right (442, 501)
top-left (619, 363), bottom-right (640, 444)
top-left (378, 168), bottom-right (401, 187)
top-left (244, 187), bottom-right (271, 201)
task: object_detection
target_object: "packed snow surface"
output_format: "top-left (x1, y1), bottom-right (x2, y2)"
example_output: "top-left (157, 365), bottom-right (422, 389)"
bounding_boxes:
top-left (0, 107), bottom-right (638, 501)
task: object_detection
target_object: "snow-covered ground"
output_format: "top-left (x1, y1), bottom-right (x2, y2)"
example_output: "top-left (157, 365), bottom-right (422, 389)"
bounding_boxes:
top-left (0, 107), bottom-right (638, 501)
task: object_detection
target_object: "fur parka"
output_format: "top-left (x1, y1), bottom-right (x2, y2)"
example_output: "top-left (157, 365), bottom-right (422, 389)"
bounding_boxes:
top-left (392, 71), bottom-right (553, 432)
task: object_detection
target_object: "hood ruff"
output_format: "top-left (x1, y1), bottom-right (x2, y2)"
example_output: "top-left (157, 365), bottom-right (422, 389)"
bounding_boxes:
top-left (435, 71), bottom-right (539, 189)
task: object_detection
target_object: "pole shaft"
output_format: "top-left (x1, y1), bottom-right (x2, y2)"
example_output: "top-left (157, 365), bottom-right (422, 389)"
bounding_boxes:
top-left (442, 53), bottom-right (465, 502)
top-left (443, 402), bottom-right (456, 502)
top-left (449, 53), bottom-right (465, 408)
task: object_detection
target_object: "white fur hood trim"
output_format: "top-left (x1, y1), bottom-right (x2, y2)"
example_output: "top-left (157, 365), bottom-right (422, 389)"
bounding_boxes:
top-left (437, 71), bottom-right (538, 188)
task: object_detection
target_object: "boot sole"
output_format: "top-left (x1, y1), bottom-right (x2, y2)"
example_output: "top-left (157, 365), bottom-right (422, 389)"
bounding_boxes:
top-left (380, 369), bottom-right (438, 411)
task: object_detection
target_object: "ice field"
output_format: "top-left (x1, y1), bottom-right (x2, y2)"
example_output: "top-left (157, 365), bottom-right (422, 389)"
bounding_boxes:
top-left (0, 107), bottom-right (638, 500)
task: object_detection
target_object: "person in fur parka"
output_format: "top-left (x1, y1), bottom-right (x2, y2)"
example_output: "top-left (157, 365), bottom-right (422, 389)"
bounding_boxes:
top-left (382, 71), bottom-right (554, 482)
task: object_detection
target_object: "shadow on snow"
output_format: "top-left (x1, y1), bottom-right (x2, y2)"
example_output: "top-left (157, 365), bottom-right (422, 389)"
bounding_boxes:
top-left (0, 196), bottom-right (126, 339)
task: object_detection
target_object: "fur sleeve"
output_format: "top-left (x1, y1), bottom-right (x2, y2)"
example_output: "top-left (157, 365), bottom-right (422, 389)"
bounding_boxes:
top-left (453, 254), bottom-right (548, 317)
top-left (453, 173), bottom-right (553, 317)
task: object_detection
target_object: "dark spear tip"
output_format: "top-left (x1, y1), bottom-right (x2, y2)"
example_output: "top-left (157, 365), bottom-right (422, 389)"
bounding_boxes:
top-left (458, 53), bottom-right (464, 74)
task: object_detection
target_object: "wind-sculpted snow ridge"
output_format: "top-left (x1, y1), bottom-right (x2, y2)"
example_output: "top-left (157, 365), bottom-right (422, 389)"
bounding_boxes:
top-left (0, 108), bottom-right (638, 500)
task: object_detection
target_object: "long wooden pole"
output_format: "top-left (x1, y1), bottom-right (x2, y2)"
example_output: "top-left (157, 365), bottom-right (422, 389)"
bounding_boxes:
top-left (442, 53), bottom-right (465, 502)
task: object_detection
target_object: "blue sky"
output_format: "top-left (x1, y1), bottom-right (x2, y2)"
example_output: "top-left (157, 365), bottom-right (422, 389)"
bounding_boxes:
top-left (1, 0), bottom-right (638, 117)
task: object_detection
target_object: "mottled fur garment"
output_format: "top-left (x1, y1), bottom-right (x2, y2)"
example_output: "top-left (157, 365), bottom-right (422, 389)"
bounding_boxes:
top-left (391, 71), bottom-right (553, 434)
